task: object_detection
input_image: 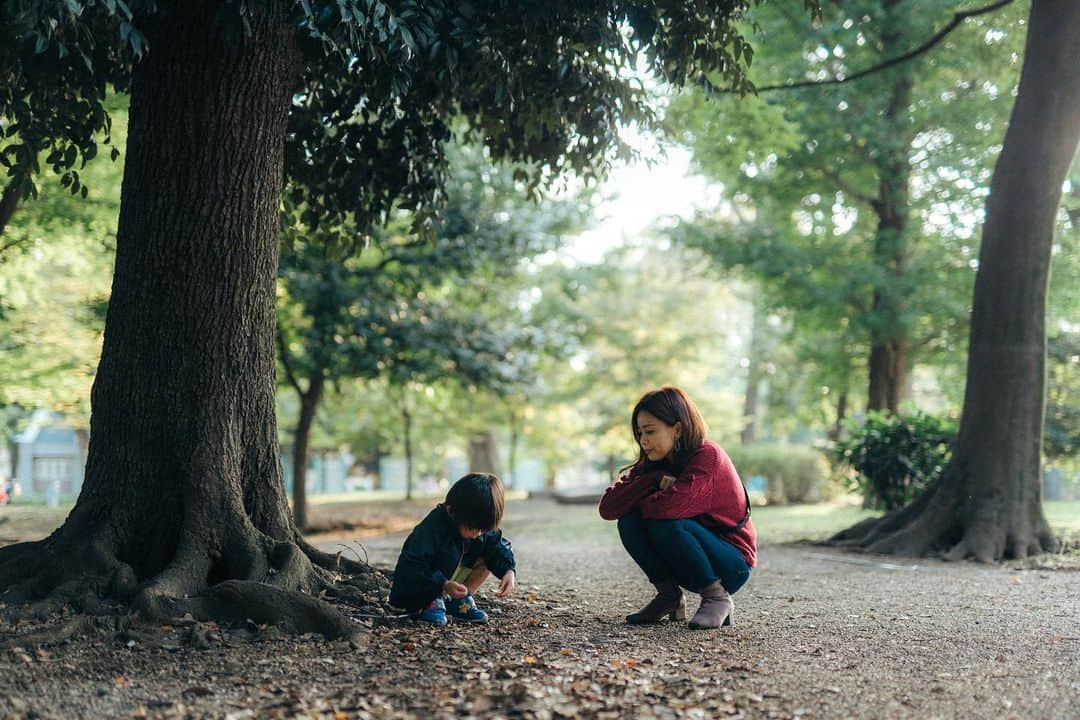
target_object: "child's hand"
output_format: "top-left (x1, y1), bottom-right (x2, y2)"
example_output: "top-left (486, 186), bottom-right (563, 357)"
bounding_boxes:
top-left (495, 570), bottom-right (516, 598)
top-left (659, 474), bottom-right (677, 490)
top-left (443, 580), bottom-right (469, 599)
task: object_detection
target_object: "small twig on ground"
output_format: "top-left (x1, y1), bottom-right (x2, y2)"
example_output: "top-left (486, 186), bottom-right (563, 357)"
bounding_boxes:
top-left (338, 542), bottom-right (369, 567)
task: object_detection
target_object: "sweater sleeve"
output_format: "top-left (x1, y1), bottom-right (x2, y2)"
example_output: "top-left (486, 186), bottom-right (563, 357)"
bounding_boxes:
top-left (479, 529), bottom-right (516, 579)
top-left (639, 443), bottom-right (729, 520)
top-left (598, 469), bottom-right (664, 520)
top-left (389, 522), bottom-right (448, 610)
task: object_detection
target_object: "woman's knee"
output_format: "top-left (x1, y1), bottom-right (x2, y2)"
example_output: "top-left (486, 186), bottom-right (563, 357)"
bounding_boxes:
top-left (724, 566), bottom-right (752, 594)
top-left (617, 509), bottom-right (645, 536)
top-left (644, 518), bottom-right (687, 543)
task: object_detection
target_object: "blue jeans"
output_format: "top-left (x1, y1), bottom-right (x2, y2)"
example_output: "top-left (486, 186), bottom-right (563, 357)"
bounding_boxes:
top-left (617, 510), bottom-right (751, 594)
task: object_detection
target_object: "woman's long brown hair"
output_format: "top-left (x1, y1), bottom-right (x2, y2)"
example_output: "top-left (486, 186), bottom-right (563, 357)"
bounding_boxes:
top-left (622, 386), bottom-right (709, 476)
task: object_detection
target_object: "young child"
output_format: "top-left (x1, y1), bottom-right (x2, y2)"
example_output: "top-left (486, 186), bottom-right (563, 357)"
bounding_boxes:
top-left (389, 473), bottom-right (517, 625)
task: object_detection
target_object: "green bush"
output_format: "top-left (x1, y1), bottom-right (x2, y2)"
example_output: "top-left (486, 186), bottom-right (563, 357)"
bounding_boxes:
top-left (727, 443), bottom-right (835, 504)
top-left (833, 411), bottom-right (957, 511)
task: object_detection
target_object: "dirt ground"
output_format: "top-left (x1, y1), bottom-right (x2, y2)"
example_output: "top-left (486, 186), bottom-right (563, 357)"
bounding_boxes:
top-left (1, 497), bottom-right (1077, 719)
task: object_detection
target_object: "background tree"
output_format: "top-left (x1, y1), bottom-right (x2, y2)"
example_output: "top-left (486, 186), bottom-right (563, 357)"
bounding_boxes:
top-left (520, 240), bottom-right (747, 482)
top-left (832, 0), bottom-right (1080, 561)
top-left (277, 143), bottom-right (580, 526)
top-left (669, 0), bottom-right (1026, 415)
top-left (0, 1), bottom-right (768, 636)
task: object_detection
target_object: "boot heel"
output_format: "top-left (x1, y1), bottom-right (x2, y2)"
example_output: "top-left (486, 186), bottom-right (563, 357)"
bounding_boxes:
top-left (670, 606), bottom-right (686, 621)
top-left (722, 609), bottom-right (733, 627)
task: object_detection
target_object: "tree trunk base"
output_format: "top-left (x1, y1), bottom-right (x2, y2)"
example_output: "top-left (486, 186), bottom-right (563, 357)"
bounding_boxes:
top-left (828, 480), bottom-right (1060, 562)
top-left (0, 526), bottom-right (388, 647)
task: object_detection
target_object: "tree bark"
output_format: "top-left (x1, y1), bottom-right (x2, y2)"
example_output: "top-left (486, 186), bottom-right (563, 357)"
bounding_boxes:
top-left (0, 1), bottom-right (371, 637)
top-left (833, 0), bottom-right (1080, 561)
top-left (291, 375), bottom-right (324, 532)
top-left (866, 2), bottom-right (914, 413)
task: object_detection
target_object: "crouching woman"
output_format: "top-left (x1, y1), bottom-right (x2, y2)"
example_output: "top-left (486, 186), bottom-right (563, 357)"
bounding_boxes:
top-left (599, 386), bottom-right (756, 629)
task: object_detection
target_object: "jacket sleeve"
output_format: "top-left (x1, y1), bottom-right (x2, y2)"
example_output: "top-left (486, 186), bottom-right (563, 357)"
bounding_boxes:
top-left (389, 522), bottom-right (448, 610)
top-left (598, 469), bottom-right (665, 520)
top-left (479, 529), bottom-right (516, 579)
top-left (639, 444), bottom-right (735, 520)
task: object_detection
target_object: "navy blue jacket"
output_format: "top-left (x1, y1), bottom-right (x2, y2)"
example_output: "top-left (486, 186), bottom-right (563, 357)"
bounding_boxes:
top-left (389, 503), bottom-right (516, 610)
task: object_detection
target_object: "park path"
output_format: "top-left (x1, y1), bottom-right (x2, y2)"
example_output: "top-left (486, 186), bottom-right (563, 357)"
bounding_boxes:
top-left (1, 497), bottom-right (1076, 719)
top-left (309, 497), bottom-right (1079, 720)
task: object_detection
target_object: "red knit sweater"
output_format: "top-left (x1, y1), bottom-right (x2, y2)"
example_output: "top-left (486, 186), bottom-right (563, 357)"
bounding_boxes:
top-left (598, 440), bottom-right (757, 567)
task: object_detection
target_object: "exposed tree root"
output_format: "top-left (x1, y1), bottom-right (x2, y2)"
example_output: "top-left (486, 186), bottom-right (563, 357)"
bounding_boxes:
top-left (0, 615), bottom-right (99, 649)
top-left (827, 479), bottom-right (1060, 563)
top-left (1, 523), bottom-right (388, 648)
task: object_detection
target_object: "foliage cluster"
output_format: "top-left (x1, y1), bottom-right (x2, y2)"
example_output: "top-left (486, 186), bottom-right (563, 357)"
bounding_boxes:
top-left (833, 411), bottom-right (956, 511)
top-left (726, 442), bottom-right (835, 504)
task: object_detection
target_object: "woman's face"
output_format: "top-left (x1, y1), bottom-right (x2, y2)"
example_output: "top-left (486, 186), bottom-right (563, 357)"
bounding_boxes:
top-left (635, 410), bottom-right (681, 462)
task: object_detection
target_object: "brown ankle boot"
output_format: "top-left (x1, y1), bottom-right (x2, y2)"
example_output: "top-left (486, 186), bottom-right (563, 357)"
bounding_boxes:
top-left (689, 580), bottom-right (733, 629)
top-left (626, 580), bottom-right (686, 625)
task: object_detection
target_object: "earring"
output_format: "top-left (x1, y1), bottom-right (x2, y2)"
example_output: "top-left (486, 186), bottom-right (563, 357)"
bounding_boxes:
top-left (675, 437), bottom-right (683, 454)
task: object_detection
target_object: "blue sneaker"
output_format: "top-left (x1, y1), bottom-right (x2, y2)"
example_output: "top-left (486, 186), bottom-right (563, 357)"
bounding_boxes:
top-left (419, 598), bottom-right (448, 626)
top-left (446, 593), bottom-right (488, 623)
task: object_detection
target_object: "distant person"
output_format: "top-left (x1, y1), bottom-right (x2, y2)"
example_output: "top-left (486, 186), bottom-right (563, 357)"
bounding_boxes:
top-left (390, 473), bottom-right (517, 625)
top-left (599, 386), bottom-right (756, 629)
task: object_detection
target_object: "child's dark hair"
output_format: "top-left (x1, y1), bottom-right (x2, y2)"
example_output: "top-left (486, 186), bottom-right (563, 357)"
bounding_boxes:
top-left (445, 473), bottom-right (505, 531)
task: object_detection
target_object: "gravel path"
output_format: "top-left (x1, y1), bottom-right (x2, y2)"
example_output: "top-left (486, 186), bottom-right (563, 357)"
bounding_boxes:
top-left (1, 497), bottom-right (1076, 719)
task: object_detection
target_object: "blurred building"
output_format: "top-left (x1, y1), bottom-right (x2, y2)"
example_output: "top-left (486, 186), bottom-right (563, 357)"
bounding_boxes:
top-left (13, 410), bottom-right (87, 498)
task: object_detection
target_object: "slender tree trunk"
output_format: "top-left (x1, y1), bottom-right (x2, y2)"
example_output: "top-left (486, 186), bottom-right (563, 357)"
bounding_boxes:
top-left (867, 4), bottom-right (914, 413)
top-left (291, 376), bottom-right (324, 532)
top-left (833, 0), bottom-right (1080, 561)
top-left (0, 180), bottom-right (22, 237)
top-left (402, 396), bottom-right (414, 500)
top-left (828, 390), bottom-right (848, 444)
top-left (507, 407), bottom-right (520, 488)
top-left (741, 304), bottom-right (767, 444)
top-left (0, 1), bottom-right (367, 637)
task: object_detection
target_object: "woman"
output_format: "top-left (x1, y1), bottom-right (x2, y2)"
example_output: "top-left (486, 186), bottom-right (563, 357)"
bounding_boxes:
top-left (599, 386), bottom-right (756, 628)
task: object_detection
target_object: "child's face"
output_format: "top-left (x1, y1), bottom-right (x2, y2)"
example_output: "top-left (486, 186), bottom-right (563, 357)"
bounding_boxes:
top-left (458, 526), bottom-right (483, 539)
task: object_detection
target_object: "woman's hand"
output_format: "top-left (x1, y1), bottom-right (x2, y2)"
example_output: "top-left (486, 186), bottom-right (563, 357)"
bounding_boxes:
top-left (659, 474), bottom-right (677, 491)
top-left (496, 570), bottom-right (516, 598)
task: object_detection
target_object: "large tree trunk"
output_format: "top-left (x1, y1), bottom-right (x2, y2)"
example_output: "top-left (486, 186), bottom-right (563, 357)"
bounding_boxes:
top-left (833, 0), bottom-right (1080, 561)
top-left (0, 1), bottom-right (371, 638)
top-left (866, 3), bottom-right (913, 413)
top-left (291, 377), bottom-right (324, 532)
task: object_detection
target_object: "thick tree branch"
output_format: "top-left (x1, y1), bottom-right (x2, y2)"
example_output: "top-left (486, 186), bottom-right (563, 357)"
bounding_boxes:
top-left (703, 0), bottom-right (1015, 94)
top-left (818, 165), bottom-right (876, 206)
top-left (276, 330), bottom-right (305, 396)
